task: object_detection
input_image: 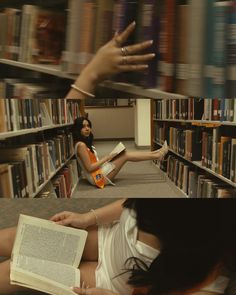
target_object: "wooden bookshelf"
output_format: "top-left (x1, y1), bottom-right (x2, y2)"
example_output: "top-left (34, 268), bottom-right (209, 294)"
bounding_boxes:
top-left (153, 118), bottom-right (236, 127)
top-left (31, 153), bottom-right (75, 198)
top-left (152, 99), bottom-right (236, 198)
top-left (154, 139), bottom-right (236, 190)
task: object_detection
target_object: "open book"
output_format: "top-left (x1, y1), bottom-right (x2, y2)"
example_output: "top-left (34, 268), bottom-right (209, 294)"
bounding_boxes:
top-left (109, 142), bottom-right (126, 156)
top-left (10, 214), bottom-right (88, 295)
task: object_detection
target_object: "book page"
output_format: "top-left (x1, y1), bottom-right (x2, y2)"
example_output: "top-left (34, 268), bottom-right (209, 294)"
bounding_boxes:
top-left (109, 142), bottom-right (126, 155)
top-left (11, 255), bottom-right (80, 289)
top-left (12, 214), bottom-right (87, 268)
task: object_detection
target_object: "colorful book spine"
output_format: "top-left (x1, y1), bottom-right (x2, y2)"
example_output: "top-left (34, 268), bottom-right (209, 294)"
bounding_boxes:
top-left (158, 0), bottom-right (176, 92)
top-left (212, 1), bottom-right (231, 99)
top-left (203, 0), bottom-right (215, 98)
top-left (136, 0), bottom-right (158, 88)
top-left (226, 0), bottom-right (236, 98)
top-left (174, 3), bottom-right (189, 95)
top-left (187, 0), bottom-right (207, 98)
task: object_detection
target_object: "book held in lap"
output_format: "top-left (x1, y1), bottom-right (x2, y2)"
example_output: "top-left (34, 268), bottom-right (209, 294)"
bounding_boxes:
top-left (10, 214), bottom-right (87, 295)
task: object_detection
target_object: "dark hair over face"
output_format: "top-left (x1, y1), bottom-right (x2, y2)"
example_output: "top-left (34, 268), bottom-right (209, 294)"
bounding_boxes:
top-left (123, 199), bottom-right (236, 295)
top-left (73, 117), bottom-right (94, 152)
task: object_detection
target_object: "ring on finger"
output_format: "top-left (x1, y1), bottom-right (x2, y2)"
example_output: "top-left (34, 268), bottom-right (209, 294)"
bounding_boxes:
top-left (121, 46), bottom-right (128, 56)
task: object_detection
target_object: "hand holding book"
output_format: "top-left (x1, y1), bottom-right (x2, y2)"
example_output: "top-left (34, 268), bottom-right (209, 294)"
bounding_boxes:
top-left (107, 142), bottom-right (126, 161)
top-left (50, 211), bottom-right (97, 229)
top-left (10, 214), bottom-right (88, 295)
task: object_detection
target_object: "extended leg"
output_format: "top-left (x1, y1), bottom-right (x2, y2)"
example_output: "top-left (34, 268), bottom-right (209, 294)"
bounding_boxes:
top-left (107, 143), bottom-right (168, 181)
top-left (82, 225), bottom-right (98, 261)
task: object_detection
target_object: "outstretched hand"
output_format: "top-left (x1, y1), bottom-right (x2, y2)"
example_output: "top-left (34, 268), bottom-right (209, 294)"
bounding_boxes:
top-left (67, 21), bottom-right (155, 101)
top-left (83, 21), bottom-right (155, 83)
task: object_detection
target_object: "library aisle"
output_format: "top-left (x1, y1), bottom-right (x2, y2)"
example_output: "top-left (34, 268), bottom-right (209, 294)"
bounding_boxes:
top-left (73, 140), bottom-right (185, 198)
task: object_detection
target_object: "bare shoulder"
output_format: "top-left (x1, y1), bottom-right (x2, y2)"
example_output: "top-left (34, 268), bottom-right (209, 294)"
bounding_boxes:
top-left (76, 142), bottom-right (88, 155)
top-left (77, 141), bottom-right (87, 149)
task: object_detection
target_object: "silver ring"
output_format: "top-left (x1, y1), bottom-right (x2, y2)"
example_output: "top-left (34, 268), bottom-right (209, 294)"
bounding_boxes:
top-left (121, 46), bottom-right (128, 56)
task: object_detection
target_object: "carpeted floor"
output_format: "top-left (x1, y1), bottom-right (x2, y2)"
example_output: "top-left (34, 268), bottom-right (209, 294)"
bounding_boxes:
top-left (74, 140), bottom-right (185, 198)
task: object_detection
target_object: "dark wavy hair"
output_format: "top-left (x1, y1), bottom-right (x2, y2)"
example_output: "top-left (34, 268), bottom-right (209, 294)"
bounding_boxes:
top-left (73, 117), bottom-right (94, 153)
top-left (122, 199), bottom-right (236, 295)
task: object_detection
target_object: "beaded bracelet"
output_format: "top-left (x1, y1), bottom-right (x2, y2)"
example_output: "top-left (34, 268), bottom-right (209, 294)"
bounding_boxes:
top-left (90, 209), bottom-right (99, 226)
top-left (71, 84), bottom-right (95, 98)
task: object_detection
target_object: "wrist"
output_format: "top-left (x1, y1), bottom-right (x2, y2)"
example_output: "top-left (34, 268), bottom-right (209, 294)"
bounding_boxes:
top-left (90, 209), bottom-right (100, 226)
top-left (86, 210), bottom-right (99, 227)
top-left (76, 66), bottom-right (99, 91)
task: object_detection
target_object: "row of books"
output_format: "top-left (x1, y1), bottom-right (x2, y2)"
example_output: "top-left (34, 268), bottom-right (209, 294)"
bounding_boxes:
top-left (165, 155), bottom-right (236, 198)
top-left (153, 98), bottom-right (236, 122)
top-left (51, 159), bottom-right (79, 198)
top-left (201, 130), bottom-right (236, 182)
top-left (0, 6), bottom-right (65, 64)
top-left (0, 132), bottom-right (74, 198)
top-left (64, 0), bottom-right (236, 97)
top-left (1, 1), bottom-right (235, 98)
top-left (154, 126), bottom-right (236, 183)
top-left (0, 97), bottom-right (80, 133)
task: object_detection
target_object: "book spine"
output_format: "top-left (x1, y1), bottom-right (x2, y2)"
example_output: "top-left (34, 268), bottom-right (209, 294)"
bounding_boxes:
top-left (203, 0), bottom-right (215, 98)
top-left (226, 0), bottom-right (236, 97)
top-left (187, 0), bottom-right (207, 97)
top-left (212, 1), bottom-right (231, 98)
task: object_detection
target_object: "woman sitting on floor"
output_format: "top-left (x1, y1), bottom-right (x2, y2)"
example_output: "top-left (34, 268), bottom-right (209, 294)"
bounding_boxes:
top-left (73, 116), bottom-right (168, 188)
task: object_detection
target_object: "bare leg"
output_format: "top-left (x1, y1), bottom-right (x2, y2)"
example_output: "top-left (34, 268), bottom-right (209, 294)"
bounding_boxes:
top-left (0, 259), bottom-right (26, 293)
top-left (0, 227), bottom-right (16, 257)
top-left (80, 261), bottom-right (97, 288)
top-left (107, 143), bottom-right (168, 181)
top-left (82, 225), bottom-right (98, 261)
top-left (80, 226), bottom-right (99, 288)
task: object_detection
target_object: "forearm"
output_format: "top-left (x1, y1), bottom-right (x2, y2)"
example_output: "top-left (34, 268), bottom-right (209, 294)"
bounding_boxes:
top-left (88, 199), bottom-right (125, 226)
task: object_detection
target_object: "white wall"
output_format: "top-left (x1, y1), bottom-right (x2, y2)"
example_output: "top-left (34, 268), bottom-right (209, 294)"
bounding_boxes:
top-left (134, 99), bottom-right (151, 147)
top-left (85, 100), bottom-right (151, 147)
top-left (85, 106), bottom-right (134, 139)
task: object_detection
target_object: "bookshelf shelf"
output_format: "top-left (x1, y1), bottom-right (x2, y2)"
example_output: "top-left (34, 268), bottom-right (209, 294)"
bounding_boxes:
top-left (0, 59), bottom-right (76, 80)
top-left (0, 123), bottom-right (74, 140)
top-left (0, 58), bottom-right (189, 100)
top-left (153, 118), bottom-right (236, 127)
top-left (192, 161), bottom-right (236, 189)
top-left (100, 81), bottom-right (188, 100)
